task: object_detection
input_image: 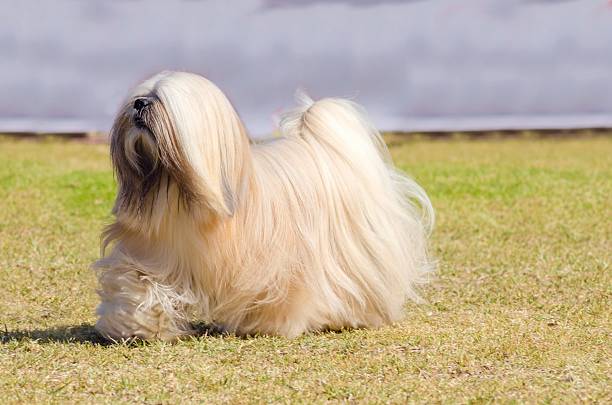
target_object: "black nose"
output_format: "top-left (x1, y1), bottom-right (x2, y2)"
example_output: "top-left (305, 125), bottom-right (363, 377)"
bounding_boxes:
top-left (133, 97), bottom-right (151, 111)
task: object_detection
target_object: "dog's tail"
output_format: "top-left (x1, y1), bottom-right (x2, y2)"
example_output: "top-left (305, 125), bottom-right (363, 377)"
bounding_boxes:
top-left (279, 91), bottom-right (435, 302)
top-left (280, 90), bottom-right (434, 233)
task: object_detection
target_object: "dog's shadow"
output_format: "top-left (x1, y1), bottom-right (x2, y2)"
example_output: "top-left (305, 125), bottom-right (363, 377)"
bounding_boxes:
top-left (0, 323), bottom-right (226, 346)
top-left (1, 324), bottom-right (109, 345)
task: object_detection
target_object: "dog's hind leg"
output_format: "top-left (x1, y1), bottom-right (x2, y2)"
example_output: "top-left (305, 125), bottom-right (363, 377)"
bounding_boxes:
top-left (93, 263), bottom-right (192, 342)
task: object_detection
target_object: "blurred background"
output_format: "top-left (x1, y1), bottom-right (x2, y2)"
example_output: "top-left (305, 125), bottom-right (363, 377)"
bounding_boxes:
top-left (1, 0), bottom-right (612, 136)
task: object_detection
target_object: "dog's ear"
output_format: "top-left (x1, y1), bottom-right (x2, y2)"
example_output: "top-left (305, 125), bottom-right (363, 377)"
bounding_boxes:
top-left (154, 73), bottom-right (248, 218)
top-left (188, 99), bottom-right (246, 218)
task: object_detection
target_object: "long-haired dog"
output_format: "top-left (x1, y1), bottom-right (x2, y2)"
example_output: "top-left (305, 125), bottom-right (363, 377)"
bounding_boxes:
top-left (93, 71), bottom-right (434, 341)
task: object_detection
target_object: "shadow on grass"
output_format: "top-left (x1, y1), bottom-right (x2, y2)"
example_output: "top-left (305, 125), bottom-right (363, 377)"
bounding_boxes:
top-left (1, 323), bottom-right (109, 345)
top-left (0, 322), bottom-right (355, 345)
top-left (0, 323), bottom-right (230, 346)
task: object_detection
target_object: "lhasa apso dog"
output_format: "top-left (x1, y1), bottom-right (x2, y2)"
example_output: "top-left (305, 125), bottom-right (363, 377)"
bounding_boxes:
top-left (93, 71), bottom-right (434, 341)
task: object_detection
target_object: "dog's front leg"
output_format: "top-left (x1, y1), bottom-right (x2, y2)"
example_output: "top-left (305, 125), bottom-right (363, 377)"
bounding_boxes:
top-left (94, 264), bottom-right (191, 342)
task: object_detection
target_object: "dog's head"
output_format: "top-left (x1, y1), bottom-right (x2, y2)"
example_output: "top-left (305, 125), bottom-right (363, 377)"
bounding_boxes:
top-left (110, 71), bottom-right (248, 218)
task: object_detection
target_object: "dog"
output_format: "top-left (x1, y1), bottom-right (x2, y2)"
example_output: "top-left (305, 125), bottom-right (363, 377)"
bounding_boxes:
top-left (93, 71), bottom-right (434, 341)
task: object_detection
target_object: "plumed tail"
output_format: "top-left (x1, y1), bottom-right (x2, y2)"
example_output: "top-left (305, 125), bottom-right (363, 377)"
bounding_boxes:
top-left (280, 92), bottom-right (434, 234)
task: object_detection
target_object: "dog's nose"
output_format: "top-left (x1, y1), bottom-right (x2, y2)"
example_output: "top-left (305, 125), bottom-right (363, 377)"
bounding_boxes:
top-left (133, 97), bottom-right (151, 111)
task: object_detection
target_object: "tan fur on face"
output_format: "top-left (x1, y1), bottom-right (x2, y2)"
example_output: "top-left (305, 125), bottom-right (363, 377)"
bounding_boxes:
top-left (93, 71), bottom-right (434, 341)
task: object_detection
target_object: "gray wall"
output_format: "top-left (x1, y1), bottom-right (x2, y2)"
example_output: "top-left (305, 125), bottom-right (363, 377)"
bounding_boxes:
top-left (1, 0), bottom-right (611, 134)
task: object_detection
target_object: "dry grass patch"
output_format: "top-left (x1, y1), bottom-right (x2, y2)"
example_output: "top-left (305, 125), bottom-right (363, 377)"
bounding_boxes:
top-left (0, 137), bottom-right (610, 403)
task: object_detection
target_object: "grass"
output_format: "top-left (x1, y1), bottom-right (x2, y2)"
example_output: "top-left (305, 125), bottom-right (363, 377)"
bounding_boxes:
top-left (0, 136), bottom-right (610, 403)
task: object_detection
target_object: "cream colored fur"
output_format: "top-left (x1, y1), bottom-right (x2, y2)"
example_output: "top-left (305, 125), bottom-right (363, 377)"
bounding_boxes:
top-left (93, 71), bottom-right (434, 341)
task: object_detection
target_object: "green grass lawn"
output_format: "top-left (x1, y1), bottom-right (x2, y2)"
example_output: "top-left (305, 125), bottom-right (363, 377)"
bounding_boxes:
top-left (0, 136), bottom-right (610, 403)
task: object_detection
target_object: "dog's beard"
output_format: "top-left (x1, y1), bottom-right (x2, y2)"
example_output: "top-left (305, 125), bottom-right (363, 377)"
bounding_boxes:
top-left (110, 98), bottom-right (199, 215)
top-left (124, 128), bottom-right (159, 177)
